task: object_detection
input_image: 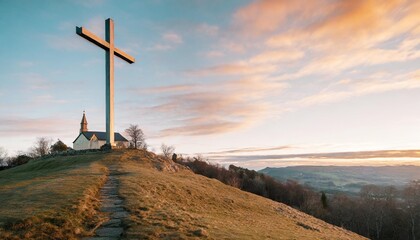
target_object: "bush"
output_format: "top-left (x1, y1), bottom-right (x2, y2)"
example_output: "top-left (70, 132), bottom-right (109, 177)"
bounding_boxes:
top-left (8, 155), bottom-right (32, 167)
top-left (51, 140), bottom-right (68, 153)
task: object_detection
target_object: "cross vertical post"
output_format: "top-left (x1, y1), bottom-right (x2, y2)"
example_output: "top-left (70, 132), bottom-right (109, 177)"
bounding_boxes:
top-left (76, 18), bottom-right (135, 147)
top-left (105, 19), bottom-right (115, 146)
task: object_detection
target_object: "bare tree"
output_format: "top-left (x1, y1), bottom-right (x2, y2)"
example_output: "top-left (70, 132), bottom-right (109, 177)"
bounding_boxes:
top-left (404, 180), bottom-right (420, 240)
top-left (31, 137), bottom-right (52, 157)
top-left (125, 124), bottom-right (146, 149)
top-left (0, 147), bottom-right (8, 166)
top-left (161, 143), bottom-right (175, 158)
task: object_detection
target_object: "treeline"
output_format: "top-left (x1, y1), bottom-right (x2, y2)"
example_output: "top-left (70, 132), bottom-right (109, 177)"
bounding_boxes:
top-left (175, 156), bottom-right (420, 240)
top-left (0, 124), bottom-right (148, 171)
top-left (0, 138), bottom-right (70, 170)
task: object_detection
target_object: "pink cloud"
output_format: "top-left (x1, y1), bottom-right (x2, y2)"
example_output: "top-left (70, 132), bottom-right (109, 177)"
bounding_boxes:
top-left (249, 49), bottom-right (304, 64)
top-left (234, 0), bottom-right (311, 36)
top-left (141, 77), bottom-right (286, 136)
top-left (188, 62), bottom-right (277, 76)
top-left (0, 116), bottom-right (73, 136)
top-left (264, 0), bottom-right (419, 50)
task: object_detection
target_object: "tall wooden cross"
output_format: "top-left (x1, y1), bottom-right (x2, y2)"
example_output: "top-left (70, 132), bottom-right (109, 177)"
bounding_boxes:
top-left (76, 18), bottom-right (135, 146)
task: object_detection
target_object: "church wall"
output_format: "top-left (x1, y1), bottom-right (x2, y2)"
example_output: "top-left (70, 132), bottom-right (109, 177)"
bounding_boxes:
top-left (73, 134), bottom-right (90, 150)
top-left (92, 140), bottom-right (106, 149)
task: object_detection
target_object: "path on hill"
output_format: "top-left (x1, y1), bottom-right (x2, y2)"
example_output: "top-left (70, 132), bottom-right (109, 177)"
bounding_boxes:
top-left (84, 165), bottom-right (129, 240)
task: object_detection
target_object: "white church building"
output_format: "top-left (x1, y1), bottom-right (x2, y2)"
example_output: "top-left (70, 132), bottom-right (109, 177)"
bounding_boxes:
top-left (73, 112), bottom-right (129, 150)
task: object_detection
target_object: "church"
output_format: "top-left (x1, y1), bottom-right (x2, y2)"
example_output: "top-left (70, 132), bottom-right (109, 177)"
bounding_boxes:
top-left (73, 112), bottom-right (129, 150)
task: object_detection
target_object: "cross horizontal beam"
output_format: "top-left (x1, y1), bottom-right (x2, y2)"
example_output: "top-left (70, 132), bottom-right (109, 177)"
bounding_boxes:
top-left (76, 27), bottom-right (135, 64)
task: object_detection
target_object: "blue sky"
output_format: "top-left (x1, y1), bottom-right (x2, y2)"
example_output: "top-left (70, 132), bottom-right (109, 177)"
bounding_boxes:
top-left (0, 0), bottom-right (419, 168)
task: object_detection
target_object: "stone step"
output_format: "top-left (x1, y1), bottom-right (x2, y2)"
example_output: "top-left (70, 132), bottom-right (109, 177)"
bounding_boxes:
top-left (82, 237), bottom-right (120, 240)
top-left (111, 211), bottom-right (129, 219)
top-left (102, 218), bottom-right (122, 227)
top-left (96, 227), bottom-right (124, 237)
top-left (100, 207), bottom-right (125, 212)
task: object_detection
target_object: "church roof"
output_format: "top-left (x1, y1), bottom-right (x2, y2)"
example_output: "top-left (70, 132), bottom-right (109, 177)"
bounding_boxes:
top-left (73, 131), bottom-right (128, 143)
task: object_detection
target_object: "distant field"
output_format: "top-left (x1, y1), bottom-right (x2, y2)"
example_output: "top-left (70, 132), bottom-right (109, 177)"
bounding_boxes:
top-left (259, 165), bottom-right (420, 195)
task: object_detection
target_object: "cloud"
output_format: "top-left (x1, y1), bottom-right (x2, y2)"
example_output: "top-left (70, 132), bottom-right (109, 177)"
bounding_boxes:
top-left (85, 16), bottom-right (106, 37)
top-left (46, 34), bottom-right (88, 51)
top-left (18, 73), bottom-right (52, 90)
top-left (162, 32), bottom-right (183, 44)
top-left (204, 50), bottom-right (224, 58)
top-left (295, 45), bottom-right (419, 78)
top-left (138, 84), bottom-right (195, 94)
top-left (0, 116), bottom-right (73, 136)
top-left (189, 49), bottom-right (305, 77)
top-left (219, 39), bottom-right (245, 53)
top-left (292, 69), bottom-right (420, 107)
top-left (237, 0), bottom-right (419, 45)
top-left (249, 49), bottom-right (304, 64)
top-left (148, 44), bottom-right (173, 51)
top-left (160, 120), bottom-right (246, 136)
top-left (31, 95), bottom-right (68, 106)
top-left (137, 77), bottom-right (287, 136)
top-left (188, 62), bottom-right (278, 76)
top-left (205, 145), bottom-right (293, 155)
top-left (148, 32), bottom-right (183, 51)
top-left (208, 149), bottom-right (420, 168)
top-left (47, 16), bottom-right (107, 51)
top-left (18, 61), bottom-right (34, 68)
top-left (196, 23), bottom-right (219, 37)
top-left (233, 0), bottom-right (309, 36)
top-left (72, 0), bottom-right (105, 7)
top-left (212, 149), bottom-right (420, 161)
top-left (153, 90), bottom-right (265, 136)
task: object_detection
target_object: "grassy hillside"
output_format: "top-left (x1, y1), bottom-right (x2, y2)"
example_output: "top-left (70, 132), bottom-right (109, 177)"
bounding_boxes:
top-left (0, 152), bottom-right (111, 239)
top-left (116, 150), bottom-right (365, 239)
top-left (260, 165), bottom-right (420, 195)
top-left (0, 150), bottom-right (366, 239)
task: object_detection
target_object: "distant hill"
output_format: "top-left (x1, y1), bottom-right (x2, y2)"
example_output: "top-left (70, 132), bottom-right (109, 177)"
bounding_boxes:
top-left (259, 165), bottom-right (420, 195)
top-left (0, 150), bottom-right (366, 239)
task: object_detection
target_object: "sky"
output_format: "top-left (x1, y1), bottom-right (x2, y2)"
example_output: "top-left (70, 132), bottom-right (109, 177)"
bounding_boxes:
top-left (0, 0), bottom-right (419, 169)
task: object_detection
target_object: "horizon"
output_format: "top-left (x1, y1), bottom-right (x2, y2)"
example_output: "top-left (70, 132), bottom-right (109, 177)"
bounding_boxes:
top-left (0, 0), bottom-right (419, 169)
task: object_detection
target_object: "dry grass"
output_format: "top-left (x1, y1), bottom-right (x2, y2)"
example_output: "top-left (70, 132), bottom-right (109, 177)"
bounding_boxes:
top-left (117, 150), bottom-right (367, 240)
top-left (0, 152), bottom-right (115, 239)
top-left (0, 149), bottom-right (367, 239)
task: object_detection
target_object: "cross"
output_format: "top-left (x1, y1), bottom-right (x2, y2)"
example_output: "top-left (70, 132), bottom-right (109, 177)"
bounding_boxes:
top-left (76, 18), bottom-right (135, 147)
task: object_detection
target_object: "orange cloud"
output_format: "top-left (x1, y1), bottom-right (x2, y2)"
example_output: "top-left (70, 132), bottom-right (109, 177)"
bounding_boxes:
top-left (265, 0), bottom-right (419, 49)
top-left (188, 63), bottom-right (277, 76)
top-left (234, 0), bottom-right (316, 36)
top-left (249, 49), bottom-right (304, 64)
top-left (292, 69), bottom-right (420, 107)
top-left (142, 77), bottom-right (287, 136)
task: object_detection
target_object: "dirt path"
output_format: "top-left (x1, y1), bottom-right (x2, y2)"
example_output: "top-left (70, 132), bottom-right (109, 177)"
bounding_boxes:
top-left (84, 166), bottom-right (129, 240)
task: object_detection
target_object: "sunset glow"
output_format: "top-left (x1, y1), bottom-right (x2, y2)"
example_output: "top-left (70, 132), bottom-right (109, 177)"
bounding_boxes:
top-left (0, 0), bottom-right (419, 168)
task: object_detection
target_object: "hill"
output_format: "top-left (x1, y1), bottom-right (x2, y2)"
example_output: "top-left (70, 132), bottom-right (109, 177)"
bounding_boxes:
top-left (0, 150), bottom-right (366, 239)
top-left (259, 165), bottom-right (420, 195)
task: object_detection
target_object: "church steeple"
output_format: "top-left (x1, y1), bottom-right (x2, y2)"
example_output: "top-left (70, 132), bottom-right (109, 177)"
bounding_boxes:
top-left (80, 111), bottom-right (88, 133)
